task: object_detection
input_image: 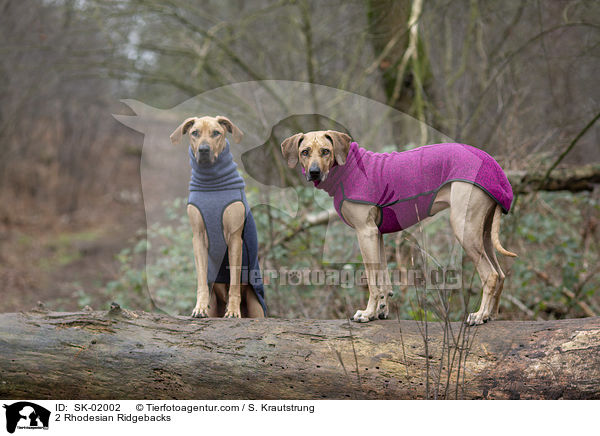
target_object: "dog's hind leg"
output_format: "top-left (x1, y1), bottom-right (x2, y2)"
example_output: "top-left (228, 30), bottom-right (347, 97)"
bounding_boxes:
top-left (484, 206), bottom-right (506, 319)
top-left (211, 283), bottom-right (228, 317)
top-left (448, 183), bottom-right (499, 326)
top-left (242, 284), bottom-right (265, 318)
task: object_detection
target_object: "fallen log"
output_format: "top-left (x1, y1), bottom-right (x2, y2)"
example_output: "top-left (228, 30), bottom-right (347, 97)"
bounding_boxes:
top-left (507, 164), bottom-right (600, 194)
top-left (0, 306), bottom-right (598, 399)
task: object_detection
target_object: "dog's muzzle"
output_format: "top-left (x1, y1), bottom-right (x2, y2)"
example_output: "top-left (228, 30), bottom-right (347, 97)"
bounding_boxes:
top-left (307, 165), bottom-right (322, 182)
top-left (196, 144), bottom-right (211, 163)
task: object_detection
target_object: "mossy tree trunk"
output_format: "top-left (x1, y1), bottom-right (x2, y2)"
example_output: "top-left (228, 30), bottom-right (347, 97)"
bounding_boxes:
top-left (1, 307), bottom-right (599, 399)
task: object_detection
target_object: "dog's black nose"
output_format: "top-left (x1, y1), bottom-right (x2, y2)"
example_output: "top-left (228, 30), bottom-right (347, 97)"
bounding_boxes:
top-left (196, 144), bottom-right (211, 163)
top-left (308, 166), bottom-right (321, 180)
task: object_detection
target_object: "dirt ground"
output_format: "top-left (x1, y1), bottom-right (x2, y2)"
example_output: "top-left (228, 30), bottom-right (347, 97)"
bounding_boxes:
top-left (0, 151), bottom-right (146, 313)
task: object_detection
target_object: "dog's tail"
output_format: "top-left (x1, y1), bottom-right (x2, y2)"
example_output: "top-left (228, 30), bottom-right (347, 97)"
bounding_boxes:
top-left (492, 204), bottom-right (517, 257)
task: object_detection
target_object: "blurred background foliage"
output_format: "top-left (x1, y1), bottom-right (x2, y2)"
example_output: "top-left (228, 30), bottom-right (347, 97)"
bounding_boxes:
top-left (1, 0), bottom-right (598, 321)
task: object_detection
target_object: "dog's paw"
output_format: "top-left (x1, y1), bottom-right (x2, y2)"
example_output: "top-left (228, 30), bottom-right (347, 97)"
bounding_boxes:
top-left (224, 308), bottom-right (241, 318)
top-left (191, 306), bottom-right (209, 318)
top-left (377, 301), bottom-right (389, 319)
top-left (351, 310), bottom-right (375, 323)
top-left (466, 311), bottom-right (490, 326)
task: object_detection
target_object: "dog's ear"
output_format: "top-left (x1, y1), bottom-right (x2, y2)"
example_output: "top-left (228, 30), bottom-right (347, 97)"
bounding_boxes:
top-left (216, 116), bottom-right (243, 143)
top-left (280, 133), bottom-right (304, 168)
top-left (170, 117), bottom-right (196, 145)
top-left (325, 130), bottom-right (351, 165)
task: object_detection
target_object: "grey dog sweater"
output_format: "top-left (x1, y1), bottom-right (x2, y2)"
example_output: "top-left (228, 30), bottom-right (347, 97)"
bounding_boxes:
top-left (187, 142), bottom-right (267, 315)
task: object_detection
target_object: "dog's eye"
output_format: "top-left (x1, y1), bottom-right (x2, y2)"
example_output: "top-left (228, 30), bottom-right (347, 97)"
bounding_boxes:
top-left (321, 149), bottom-right (330, 156)
top-left (212, 130), bottom-right (221, 137)
top-left (301, 149), bottom-right (310, 157)
top-left (191, 130), bottom-right (199, 137)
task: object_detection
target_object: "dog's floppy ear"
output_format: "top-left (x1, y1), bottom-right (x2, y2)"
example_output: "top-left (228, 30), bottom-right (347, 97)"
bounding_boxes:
top-left (170, 117), bottom-right (196, 145)
top-left (280, 133), bottom-right (304, 168)
top-left (216, 116), bottom-right (243, 143)
top-left (325, 130), bottom-right (351, 165)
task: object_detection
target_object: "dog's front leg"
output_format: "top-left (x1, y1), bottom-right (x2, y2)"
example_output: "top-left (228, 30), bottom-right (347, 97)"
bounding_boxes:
top-left (188, 205), bottom-right (211, 318)
top-left (377, 232), bottom-right (392, 319)
top-left (353, 225), bottom-right (385, 322)
top-left (341, 203), bottom-right (386, 322)
top-left (223, 202), bottom-right (245, 318)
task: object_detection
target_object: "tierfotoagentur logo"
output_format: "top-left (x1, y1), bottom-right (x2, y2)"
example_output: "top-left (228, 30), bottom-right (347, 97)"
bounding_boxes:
top-left (237, 266), bottom-right (460, 289)
top-left (3, 402), bottom-right (50, 434)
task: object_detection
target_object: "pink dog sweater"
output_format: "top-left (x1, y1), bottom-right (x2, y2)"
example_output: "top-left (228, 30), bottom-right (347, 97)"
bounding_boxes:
top-left (315, 142), bottom-right (513, 234)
